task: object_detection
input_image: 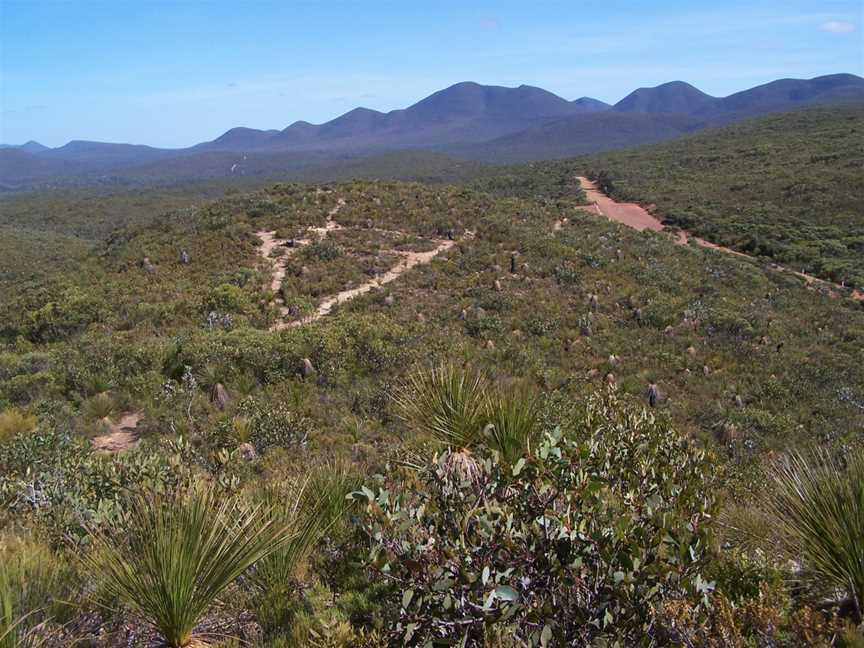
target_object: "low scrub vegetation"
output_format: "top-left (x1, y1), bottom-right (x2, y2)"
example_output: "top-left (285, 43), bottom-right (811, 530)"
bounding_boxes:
top-left (0, 111), bottom-right (862, 643)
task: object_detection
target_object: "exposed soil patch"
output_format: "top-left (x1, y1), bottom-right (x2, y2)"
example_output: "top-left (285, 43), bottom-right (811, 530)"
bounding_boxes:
top-left (576, 177), bottom-right (863, 301)
top-left (91, 412), bottom-right (142, 452)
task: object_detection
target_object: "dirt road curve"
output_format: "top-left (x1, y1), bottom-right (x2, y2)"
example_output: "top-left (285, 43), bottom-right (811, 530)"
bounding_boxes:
top-left (576, 177), bottom-right (863, 301)
top-left (257, 199), bottom-right (459, 330)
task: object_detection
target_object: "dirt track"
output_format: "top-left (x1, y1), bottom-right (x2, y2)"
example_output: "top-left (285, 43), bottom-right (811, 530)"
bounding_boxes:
top-left (257, 199), bottom-right (457, 329)
top-left (576, 177), bottom-right (863, 301)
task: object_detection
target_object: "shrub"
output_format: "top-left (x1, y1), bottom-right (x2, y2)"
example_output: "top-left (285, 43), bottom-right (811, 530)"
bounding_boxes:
top-left (203, 283), bottom-right (254, 315)
top-left (235, 397), bottom-right (313, 454)
top-left (83, 487), bottom-right (294, 648)
top-left (0, 408), bottom-right (37, 444)
top-left (0, 536), bottom-right (76, 647)
top-left (359, 390), bottom-right (719, 645)
top-left (765, 446), bottom-right (864, 623)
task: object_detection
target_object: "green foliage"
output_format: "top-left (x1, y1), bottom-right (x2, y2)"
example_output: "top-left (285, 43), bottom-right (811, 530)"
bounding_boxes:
top-left (252, 462), bottom-right (359, 590)
top-left (765, 446), bottom-right (864, 621)
top-left (0, 536), bottom-right (76, 647)
top-left (359, 390), bottom-right (719, 645)
top-left (395, 364), bottom-right (489, 450)
top-left (484, 386), bottom-right (539, 467)
top-left (0, 408), bottom-right (37, 443)
top-left (83, 486), bottom-right (295, 648)
top-left (235, 396), bottom-right (313, 454)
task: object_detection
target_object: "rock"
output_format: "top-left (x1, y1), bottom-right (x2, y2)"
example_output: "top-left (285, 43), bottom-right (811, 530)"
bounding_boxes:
top-left (459, 309), bottom-right (468, 320)
top-left (492, 264), bottom-right (502, 273)
top-left (587, 368), bottom-right (599, 378)
top-left (493, 280), bottom-right (502, 292)
top-left (608, 354), bottom-right (620, 367)
top-left (715, 423), bottom-right (738, 444)
top-left (142, 257), bottom-right (157, 274)
top-left (237, 442), bottom-right (259, 462)
top-left (664, 325), bottom-right (675, 336)
top-left (646, 383), bottom-right (659, 407)
top-left (365, 219), bottom-right (374, 229)
top-left (604, 372), bottom-right (616, 385)
top-left (616, 248), bottom-right (624, 260)
top-left (735, 394), bottom-right (744, 408)
top-left (300, 265), bottom-right (310, 275)
top-left (417, 313), bottom-right (426, 323)
top-left (512, 329), bottom-right (522, 337)
top-left (384, 294), bottom-right (394, 306)
top-left (485, 340), bottom-right (495, 350)
top-left (301, 358), bottom-right (316, 379)
top-left (687, 346), bottom-right (697, 356)
top-left (589, 293), bottom-right (599, 311)
top-left (180, 250), bottom-right (190, 265)
top-left (703, 365), bottom-right (711, 376)
top-left (210, 383), bottom-right (231, 410)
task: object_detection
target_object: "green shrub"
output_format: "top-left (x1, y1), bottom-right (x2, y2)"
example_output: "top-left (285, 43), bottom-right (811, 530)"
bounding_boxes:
top-left (359, 390), bottom-right (718, 645)
top-left (83, 487), bottom-right (294, 648)
top-left (235, 397), bottom-right (314, 454)
top-left (203, 283), bottom-right (254, 315)
top-left (765, 446), bottom-right (864, 622)
top-left (0, 409), bottom-right (37, 444)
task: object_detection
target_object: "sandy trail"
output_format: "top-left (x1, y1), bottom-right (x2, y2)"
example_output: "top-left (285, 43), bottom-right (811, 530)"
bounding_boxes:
top-left (575, 177), bottom-right (863, 301)
top-left (257, 199), bottom-right (458, 329)
top-left (279, 240), bottom-right (455, 329)
top-left (92, 412), bottom-right (142, 452)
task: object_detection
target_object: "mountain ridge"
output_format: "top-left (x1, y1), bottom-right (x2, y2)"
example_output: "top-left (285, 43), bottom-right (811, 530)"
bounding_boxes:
top-left (3, 73), bottom-right (861, 190)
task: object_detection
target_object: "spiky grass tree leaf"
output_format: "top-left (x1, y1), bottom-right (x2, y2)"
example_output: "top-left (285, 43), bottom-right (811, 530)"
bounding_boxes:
top-left (250, 461), bottom-right (360, 590)
top-left (766, 447), bottom-right (864, 618)
top-left (484, 387), bottom-right (539, 466)
top-left (394, 363), bottom-right (488, 450)
top-left (84, 486), bottom-right (295, 648)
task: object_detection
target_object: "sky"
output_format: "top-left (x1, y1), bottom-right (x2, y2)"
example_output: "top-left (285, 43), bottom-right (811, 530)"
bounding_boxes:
top-left (1, 0), bottom-right (862, 148)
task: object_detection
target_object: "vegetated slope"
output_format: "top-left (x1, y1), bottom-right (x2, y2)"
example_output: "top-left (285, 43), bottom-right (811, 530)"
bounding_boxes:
top-left (458, 111), bottom-right (706, 161)
top-left (496, 103), bottom-right (864, 286)
top-left (612, 80), bottom-right (717, 114)
top-left (197, 82), bottom-right (610, 154)
top-left (1, 178), bottom-right (863, 643)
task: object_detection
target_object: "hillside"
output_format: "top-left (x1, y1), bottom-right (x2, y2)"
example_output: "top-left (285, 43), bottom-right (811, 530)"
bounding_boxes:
top-left (542, 104), bottom-right (864, 287)
top-left (2, 159), bottom-right (863, 642)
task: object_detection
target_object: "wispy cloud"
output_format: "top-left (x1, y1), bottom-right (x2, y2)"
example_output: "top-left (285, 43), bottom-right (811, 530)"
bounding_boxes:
top-left (479, 17), bottom-right (500, 31)
top-left (821, 20), bottom-right (856, 34)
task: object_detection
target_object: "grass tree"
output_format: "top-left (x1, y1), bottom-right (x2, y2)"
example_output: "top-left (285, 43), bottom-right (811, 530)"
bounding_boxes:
top-left (766, 446), bottom-right (864, 623)
top-left (84, 486), bottom-right (295, 648)
top-left (251, 461), bottom-right (360, 589)
top-left (395, 364), bottom-right (540, 479)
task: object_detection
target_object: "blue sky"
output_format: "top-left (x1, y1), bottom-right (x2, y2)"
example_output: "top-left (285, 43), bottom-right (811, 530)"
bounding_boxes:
top-left (1, 0), bottom-right (861, 148)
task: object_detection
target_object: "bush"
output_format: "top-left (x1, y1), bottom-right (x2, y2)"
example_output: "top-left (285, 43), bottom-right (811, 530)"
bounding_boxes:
top-left (0, 408), bottom-right (37, 444)
top-left (358, 390), bottom-right (719, 645)
top-left (765, 446), bottom-right (864, 623)
top-left (83, 487), bottom-right (294, 648)
top-left (235, 397), bottom-right (313, 454)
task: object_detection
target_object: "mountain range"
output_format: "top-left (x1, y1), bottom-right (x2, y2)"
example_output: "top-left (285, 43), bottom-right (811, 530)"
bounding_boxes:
top-left (2, 73), bottom-right (862, 190)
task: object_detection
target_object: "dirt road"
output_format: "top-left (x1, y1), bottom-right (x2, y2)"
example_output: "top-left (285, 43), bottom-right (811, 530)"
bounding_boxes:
top-left (575, 177), bottom-right (863, 301)
top-left (257, 199), bottom-right (458, 329)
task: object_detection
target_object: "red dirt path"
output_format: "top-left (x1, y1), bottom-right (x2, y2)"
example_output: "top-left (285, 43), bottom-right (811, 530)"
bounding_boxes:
top-left (575, 177), bottom-right (863, 302)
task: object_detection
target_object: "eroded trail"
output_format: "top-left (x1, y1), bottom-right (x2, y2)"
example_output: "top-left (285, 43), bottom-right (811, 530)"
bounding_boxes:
top-left (576, 177), bottom-right (863, 301)
top-left (256, 199), bottom-right (457, 329)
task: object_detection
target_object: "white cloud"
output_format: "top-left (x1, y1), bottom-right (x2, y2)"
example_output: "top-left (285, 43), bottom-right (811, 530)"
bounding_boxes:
top-left (821, 21), bottom-right (856, 34)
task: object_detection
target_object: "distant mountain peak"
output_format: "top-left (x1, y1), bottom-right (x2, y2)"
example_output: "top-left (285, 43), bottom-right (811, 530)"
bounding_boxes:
top-left (613, 81), bottom-right (716, 114)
